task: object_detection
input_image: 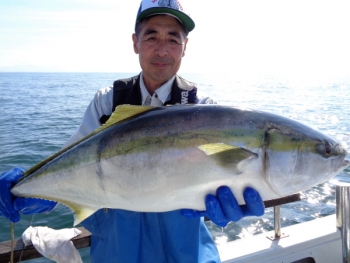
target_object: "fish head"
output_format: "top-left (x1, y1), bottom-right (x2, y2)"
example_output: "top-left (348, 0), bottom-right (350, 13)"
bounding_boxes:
top-left (263, 127), bottom-right (349, 196)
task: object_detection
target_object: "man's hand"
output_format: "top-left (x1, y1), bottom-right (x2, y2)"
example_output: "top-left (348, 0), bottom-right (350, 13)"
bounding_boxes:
top-left (0, 168), bottom-right (57, 223)
top-left (181, 186), bottom-right (265, 227)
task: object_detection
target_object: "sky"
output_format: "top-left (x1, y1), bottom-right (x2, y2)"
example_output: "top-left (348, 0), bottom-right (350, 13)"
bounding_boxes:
top-left (1, 0), bottom-right (350, 77)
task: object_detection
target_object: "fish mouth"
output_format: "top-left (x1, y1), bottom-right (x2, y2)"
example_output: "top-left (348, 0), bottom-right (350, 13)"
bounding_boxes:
top-left (341, 158), bottom-right (350, 169)
top-left (337, 143), bottom-right (349, 169)
top-left (326, 145), bottom-right (349, 179)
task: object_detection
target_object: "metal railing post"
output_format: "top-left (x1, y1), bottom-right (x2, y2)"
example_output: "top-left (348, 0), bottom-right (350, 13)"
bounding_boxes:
top-left (267, 205), bottom-right (288, 240)
top-left (332, 177), bottom-right (350, 263)
top-left (274, 205), bottom-right (281, 238)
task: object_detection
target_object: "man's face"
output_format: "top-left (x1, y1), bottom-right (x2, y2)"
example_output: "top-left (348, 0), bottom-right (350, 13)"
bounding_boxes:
top-left (132, 15), bottom-right (188, 91)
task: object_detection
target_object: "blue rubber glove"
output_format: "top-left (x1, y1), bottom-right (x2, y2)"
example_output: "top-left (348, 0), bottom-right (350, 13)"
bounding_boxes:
top-left (181, 186), bottom-right (265, 227)
top-left (0, 168), bottom-right (57, 223)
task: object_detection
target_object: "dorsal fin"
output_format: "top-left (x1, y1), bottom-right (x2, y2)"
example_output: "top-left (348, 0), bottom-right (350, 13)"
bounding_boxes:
top-left (23, 105), bottom-right (156, 178)
top-left (95, 105), bottom-right (156, 133)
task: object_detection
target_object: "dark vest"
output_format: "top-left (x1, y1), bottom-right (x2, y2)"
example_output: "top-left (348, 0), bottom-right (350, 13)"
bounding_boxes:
top-left (99, 74), bottom-right (199, 125)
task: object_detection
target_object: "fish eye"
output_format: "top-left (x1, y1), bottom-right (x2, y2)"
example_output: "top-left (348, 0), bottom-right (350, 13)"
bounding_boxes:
top-left (325, 142), bottom-right (332, 157)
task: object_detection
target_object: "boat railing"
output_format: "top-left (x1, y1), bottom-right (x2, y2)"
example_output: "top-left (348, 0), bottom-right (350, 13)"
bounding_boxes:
top-left (0, 194), bottom-right (301, 263)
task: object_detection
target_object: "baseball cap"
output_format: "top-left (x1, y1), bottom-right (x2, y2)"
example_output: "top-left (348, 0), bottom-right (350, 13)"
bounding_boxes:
top-left (135, 0), bottom-right (195, 32)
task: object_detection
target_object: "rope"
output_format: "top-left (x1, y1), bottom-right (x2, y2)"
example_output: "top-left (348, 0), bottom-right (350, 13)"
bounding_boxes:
top-left (18, 215), bottom-right (35, 262)
top-left (10, 222), bottom-right (14, 263)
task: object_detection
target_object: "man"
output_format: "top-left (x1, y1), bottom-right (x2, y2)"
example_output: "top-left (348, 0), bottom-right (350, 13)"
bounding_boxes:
top-left (0, 1), bottom-right (264, 262)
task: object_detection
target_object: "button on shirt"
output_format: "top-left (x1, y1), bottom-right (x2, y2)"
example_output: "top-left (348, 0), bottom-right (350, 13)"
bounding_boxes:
top-left (139, 73), bottom-right (174, 106)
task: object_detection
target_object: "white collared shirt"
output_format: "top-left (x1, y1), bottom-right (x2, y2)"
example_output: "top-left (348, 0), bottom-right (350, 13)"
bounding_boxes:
top-left (139, 72), bottom-right (175, 106)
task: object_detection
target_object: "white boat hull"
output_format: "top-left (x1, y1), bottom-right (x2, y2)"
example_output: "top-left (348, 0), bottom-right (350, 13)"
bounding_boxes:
top-left (218, 214), bottom-right (342, 263)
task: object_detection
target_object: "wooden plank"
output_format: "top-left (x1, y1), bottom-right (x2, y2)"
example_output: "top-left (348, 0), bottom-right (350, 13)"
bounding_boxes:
top-left (0, 193), bottom-right (301, 262)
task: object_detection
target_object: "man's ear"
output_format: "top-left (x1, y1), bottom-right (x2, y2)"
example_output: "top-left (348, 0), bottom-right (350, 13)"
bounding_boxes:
top-left (182, 38), bottom-right (188, 57)
top-left (132, 33), bottom-right (139, 54)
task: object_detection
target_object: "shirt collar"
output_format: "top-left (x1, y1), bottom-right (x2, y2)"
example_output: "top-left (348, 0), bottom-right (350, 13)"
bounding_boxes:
top-left (139, 72), bottom-right (175, 105)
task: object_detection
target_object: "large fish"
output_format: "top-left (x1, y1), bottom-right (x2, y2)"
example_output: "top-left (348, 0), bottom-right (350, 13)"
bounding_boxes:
top-left (11, 105), bottom-right (349, 225)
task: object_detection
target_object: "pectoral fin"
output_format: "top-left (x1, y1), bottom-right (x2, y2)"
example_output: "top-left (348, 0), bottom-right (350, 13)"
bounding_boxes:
top-left (198, 143), bottom-right (257, 169)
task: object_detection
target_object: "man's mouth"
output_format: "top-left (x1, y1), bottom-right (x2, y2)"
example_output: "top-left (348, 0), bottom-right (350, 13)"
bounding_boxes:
top-left (150, 58), bottom-right (172, 68)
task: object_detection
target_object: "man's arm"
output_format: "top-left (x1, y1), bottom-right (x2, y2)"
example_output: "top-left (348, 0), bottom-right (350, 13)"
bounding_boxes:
top-left (63, 86), bottom-right (114, 148)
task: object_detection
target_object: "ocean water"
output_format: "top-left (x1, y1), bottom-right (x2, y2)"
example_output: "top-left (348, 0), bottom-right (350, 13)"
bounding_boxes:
top-left (0, 72), bottom-right (349, 262)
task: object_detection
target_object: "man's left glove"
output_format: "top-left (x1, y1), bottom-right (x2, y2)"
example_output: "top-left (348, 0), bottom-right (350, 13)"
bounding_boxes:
top-left (0, 167), bottom-right (57, 223)
top-left (181, 186), bottom-right (265, 227)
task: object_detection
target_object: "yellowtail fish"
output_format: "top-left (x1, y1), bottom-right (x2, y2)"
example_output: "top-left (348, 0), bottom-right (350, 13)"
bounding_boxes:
top-left (11, 105), bottom-right (349, 225)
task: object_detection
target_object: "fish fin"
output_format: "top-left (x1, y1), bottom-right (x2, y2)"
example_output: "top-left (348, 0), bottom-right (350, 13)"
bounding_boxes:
top-left (73, 207), bottom-right (97, 226)
top-left (62, 202), bottom-right (97, 226)
top-left (198, 143), bottom-right (257, 168)
top-left (198, 143), bottom-right (241, 155)
top-left (95, 105), bottom-right (156, 133)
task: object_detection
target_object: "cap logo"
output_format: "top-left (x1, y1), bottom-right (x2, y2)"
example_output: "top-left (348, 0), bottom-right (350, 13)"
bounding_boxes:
top-left (144, 0), bottom-right (183, 11)
top-left (159, 0), bottom-right (183, 11)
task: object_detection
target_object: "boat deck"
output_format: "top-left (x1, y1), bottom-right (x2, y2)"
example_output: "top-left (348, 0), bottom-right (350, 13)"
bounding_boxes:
top-left (219, 214), bottom-right (342, 263)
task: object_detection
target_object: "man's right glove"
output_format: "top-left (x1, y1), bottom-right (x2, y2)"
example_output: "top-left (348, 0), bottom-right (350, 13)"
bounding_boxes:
top-left (181, 186), bottom-right (265, 227)
top-left (0, 167), bottom-right (57, 223)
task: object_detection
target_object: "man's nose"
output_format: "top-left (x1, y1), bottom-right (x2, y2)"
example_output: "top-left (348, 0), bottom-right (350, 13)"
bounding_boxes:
top-left (154, 40), bottom-right (168, 57)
